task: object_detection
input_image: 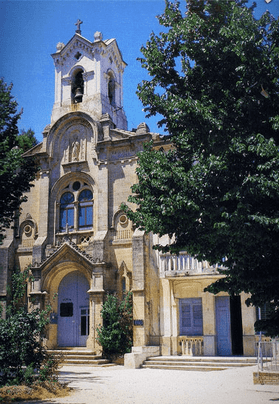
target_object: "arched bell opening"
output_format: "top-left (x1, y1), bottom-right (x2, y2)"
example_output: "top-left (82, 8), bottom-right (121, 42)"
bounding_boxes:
top-left (107, 71), bottom-right (115, 106)
top-left (71, 69), bottom-right (84, 104)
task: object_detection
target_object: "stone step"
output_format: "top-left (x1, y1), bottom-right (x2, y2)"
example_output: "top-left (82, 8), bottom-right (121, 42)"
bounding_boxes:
top-left (144, 360), bottom-right (255, 368)
top-left (48, 349), bottom-right (98, 355)
top-left (61, 358), bottom-right (112, 366)
top-left (47, 349), bottom-right (111, 366)
top-left (146, 356), bottom-right (258, 364)
top-left (142, 356), bottom-right (259, 371)
top-left (142, 364), bottom-right (226, 371)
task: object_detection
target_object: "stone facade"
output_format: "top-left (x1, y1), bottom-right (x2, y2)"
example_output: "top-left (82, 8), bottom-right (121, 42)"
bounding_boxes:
top-left (0, 27), bottom-right (258, 364)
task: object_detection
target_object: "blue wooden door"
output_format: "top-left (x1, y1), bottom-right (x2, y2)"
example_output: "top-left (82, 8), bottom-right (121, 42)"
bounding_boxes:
top-left (215, 296), bottom-right (232, 356)
top-left (57, 272), bottom-right (89, 347)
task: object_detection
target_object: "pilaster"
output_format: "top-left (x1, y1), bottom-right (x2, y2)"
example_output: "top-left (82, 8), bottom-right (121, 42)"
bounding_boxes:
top-left (132, 229), bottom-right (146, 347)
top-left (241, 293), bottom-right (257, 356)
top-left (0, 238), bottom-right (14, 318)
top-left (160, 278), bottom-right (172, 355)
top-left (87, 266), bottom-right (105, 352)
top-left (97, 164), bottom-right (108, 232)
top-left (38, 169), bottom-right (50, 237)
top-left (203, 292), bottom-right (217, 355)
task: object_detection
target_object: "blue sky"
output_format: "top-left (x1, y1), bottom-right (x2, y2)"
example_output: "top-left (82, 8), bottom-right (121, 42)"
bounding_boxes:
top-left (0, 0), bottom-right (278, 143)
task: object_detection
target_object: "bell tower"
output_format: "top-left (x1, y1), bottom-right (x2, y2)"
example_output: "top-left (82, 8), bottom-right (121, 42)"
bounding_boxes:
top-left (51, 21), bottom-right (128, 130)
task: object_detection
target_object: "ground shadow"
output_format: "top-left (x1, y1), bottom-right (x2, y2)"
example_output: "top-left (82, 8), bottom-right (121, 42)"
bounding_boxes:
top-left (59, 370), bottom-right (109, 384)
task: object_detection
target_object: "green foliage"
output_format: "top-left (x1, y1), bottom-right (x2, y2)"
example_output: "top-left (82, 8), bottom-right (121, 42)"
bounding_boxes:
top-left (18, 128), bottom-right (38, 152)
top-left (96, 292), bottom-right (133, 360)
top-left (0, 267), bottom-right (57, 386)
top-left (0, 78), bottom-right (39, 244)
top-left (123, 1), bottom-right (279, 335)
top-left (254, 303), bottom-right (279, 338)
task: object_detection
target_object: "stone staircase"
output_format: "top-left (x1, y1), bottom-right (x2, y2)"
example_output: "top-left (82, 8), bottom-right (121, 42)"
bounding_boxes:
top-left (141, 356), bottom-right (259, 371)
top-left (47, 348), bottom-right (111, 366)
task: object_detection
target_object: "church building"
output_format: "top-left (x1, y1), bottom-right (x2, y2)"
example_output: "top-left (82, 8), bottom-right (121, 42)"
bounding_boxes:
top-left (0, 24), bottom-right (260, 367)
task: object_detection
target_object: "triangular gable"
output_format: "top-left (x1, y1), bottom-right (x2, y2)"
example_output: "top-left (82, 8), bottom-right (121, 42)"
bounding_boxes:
top-left (51, 33), bottom-right (93, 58)
top-left (32, 240), bottom-right (103, 272)
top-left (22, 141), bottom-right (45, 157)
top-left (51, 33), bottom-right (126, 67)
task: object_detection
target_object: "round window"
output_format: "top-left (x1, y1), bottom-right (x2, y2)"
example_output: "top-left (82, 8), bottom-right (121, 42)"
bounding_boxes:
top-left (24, 224), bottom-right (32, 236)
top-left (73, 181), bottom-right (81, 191)
top-left (119, 214), bottom-right (128, 226)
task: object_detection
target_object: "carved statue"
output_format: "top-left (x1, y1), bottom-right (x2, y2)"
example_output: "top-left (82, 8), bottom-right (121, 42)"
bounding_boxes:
top-left (72, 138), bottom-right (80, 161)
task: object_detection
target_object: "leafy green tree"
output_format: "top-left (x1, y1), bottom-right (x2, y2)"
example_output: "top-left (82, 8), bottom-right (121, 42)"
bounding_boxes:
top-left (123, 1), bottom-right (279, 335)
top-left (0, 79), bottom-right (38, 243)
top-left (97, 292), bottom-right (133, 360)
top-left (18, 128), bottom-right (38, 152)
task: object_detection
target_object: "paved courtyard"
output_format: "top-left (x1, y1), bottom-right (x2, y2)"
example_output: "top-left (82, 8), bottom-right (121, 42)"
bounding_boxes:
top-left (28, 364), bottom-right (279, 404)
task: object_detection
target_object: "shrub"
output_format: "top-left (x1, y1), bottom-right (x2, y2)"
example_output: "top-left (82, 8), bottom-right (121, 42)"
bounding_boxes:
top-left (0, 267), bottom-right (59, 386)
top-left (97, 292), bottom-right (133, 360)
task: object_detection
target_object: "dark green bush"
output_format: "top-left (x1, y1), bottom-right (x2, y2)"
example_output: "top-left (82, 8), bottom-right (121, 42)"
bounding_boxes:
top-left (0, 267), bottom-right (58, 386)
top-left (96, 292), bottom-right (133, 360)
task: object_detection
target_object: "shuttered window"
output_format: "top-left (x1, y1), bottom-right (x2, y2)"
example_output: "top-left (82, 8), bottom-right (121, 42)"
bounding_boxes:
top-left (180, 298), bottom-right (203, 335)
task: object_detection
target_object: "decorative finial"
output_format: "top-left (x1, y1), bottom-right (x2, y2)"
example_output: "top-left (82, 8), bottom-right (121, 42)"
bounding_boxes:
top-left (94, 31), bottom-right (103, 42)
top-left (56, 42), bottom-right (65, 51)
top-left (75, 19), bottom-right (83, 34)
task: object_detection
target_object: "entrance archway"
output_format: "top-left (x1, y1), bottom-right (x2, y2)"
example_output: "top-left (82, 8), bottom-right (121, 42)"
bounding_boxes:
top-left (57, 271), bottom-right (90, 347)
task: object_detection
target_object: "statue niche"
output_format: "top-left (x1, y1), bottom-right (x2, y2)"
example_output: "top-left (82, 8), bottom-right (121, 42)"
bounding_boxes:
top-left (71, 138), bottom-right (80, 161)
top-left (60, 126), bottom-right (89, 165)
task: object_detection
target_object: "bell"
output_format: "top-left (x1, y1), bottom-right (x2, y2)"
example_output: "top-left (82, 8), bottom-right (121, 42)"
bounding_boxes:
top-left (74, 87), bottom-right (83, 103)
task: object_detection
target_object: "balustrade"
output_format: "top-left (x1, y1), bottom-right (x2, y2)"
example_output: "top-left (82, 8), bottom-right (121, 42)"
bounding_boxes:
top-left (114, 229), bottom-right (132, 240)
top-left (159, 252), bottom-right (223, 277)
top-left (178, 336), bottom-right (204, 356)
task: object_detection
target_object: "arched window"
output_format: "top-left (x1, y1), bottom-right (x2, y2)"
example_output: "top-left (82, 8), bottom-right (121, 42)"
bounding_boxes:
top-left (78, 189), bottom-right (93, 230)
top-left (60, 192), bottom-right (74, 231)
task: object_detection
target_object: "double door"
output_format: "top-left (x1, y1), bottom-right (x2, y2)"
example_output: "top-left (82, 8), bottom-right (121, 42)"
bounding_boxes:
top-left (57, 271), bottom-right (90, 347)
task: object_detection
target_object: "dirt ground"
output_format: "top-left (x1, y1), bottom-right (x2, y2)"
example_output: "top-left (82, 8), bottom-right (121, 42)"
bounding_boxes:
top-left (9, 363), bottom-right (279, 404)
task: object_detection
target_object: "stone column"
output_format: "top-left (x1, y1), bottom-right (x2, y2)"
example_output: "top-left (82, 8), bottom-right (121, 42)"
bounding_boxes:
top-left (74, 201), bottom-right (79, 231)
